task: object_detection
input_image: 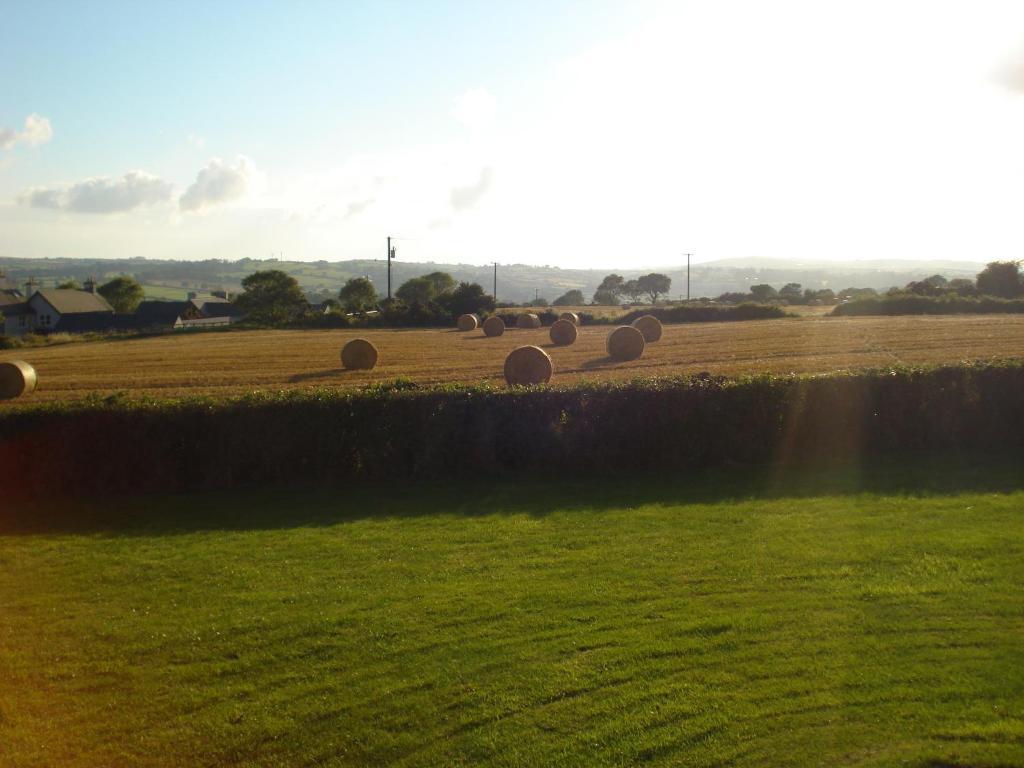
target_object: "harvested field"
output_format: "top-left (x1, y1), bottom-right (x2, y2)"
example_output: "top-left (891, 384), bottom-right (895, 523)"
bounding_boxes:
top-left (2, 314), bottom-right (1023, 403)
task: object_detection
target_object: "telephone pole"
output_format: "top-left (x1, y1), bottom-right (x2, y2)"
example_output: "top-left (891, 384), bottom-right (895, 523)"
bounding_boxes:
top-left (386, 236), bottom-right (397, 300)
top-left (684, 252), bottom-right (693, 301)
top-left (493, 262), bottom-right (498, 301)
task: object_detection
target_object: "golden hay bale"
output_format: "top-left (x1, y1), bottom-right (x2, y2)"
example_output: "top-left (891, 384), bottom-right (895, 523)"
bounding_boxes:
top-left (456, 313), bottom-right (480, 331)
top-left (504, 345), bottom-right (553, 385)
top-left (549, 318), bottom-right (578, 346)
top-left (631, 314), bottom-right (663, 342)
top-left (340, 338), bottom-right (378, 370)
top-left (606, 325), bottom-right (646, 361)
top-left (516, 312), bottom-right (541, 329)
top-left (482, 315), bottom-right (506, 337)
top-left (0, 360), bottom-right (37, 399)
top-left (559, 311), bottom-right (580, 326)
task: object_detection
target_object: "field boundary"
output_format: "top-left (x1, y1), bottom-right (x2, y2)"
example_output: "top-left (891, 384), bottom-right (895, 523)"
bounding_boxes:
top-left (2, 361), bottom-right (1022, 499)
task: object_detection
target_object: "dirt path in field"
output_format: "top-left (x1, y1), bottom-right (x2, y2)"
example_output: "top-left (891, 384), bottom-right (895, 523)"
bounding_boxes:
top-left (2, 314), bottom-right (1022, 403)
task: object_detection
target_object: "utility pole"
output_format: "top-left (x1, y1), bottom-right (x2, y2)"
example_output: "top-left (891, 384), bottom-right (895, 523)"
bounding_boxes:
top-left (684, 252), bottom-right (693, 301)
top-left (493, 262), bottom-right (498, 301)
top-left (386, 236), bottom-right (397, 301)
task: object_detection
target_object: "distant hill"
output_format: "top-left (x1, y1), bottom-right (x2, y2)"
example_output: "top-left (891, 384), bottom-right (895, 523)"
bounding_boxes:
top-left (0, 255), bottom-right (988, 304)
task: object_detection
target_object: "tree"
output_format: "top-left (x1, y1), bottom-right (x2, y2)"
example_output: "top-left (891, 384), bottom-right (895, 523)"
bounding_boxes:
top-left (98, 276), bottom-right (144, 313)
top-left (597, 274), bottom-right (625, 296)
top-left (396, 277), bottom-right (436, 305)
top-left (837, 287), bottom-right (878, 301)
top-left (421, 271), bottom-right (456, 296)
top-left (553, 289), bottom-right (585, 306)
top-left (976, 261), bottom-right (1023, 298)
top-left (58, 279), bottom-right (81, 290)
top-left (948, 278), bottom-right (977, 297)
top-left (750, 284), bottom-right (778, 302)
top-left (235, 269), bottom-right (307, 324)
top-left (621, 280), bottom-right (645, 303)
top-left (437, 282), bottom-right (495, 317)
top-left (637, 273), bottom-right (671, 303)
top-left (716, 291), bottom-right (750, 304)
top-left (905, 274), bottom-right (949, 296)
top-left (592, 288), bottom-right (620, 305)
top-left (779, 283), bottom-right (803, 302)
top-left (338, 277), bottom-right (378, 312)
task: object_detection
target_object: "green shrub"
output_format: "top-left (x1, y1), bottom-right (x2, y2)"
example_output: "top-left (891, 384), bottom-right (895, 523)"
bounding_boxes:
top-left (617, 303), bottom-right (788, 324)
top-left (1, 362), bottom-right (1021, 498)
top-left (832, 295), bottom-right (1024, 316)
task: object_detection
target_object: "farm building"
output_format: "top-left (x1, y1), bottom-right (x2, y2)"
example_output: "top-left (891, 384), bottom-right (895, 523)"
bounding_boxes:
top-left (0, 281), bottom-right (243, 337)
top-left (1, 281), bottom-right (116, 337)
top-left (134, 294), bottom-right (244, 330)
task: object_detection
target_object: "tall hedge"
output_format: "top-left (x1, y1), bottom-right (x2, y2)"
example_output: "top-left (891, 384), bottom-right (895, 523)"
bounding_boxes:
top-left (832, 295), bottom-right (1024, 316)
top-left (1, 362), bottom-right (1022, 498)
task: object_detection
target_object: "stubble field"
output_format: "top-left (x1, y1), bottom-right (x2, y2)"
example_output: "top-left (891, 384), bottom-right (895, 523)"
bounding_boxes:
top-left (2, 314), bottom-right (1023, 403)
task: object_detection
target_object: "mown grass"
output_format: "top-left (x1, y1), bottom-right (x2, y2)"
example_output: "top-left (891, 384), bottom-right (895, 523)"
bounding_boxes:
top-left (2, 461), bottom-right (1023, 767)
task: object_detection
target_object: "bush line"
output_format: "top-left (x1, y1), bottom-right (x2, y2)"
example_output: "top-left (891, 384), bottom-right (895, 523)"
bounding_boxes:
top-left (2, 361), bottom-right (1022, 497)
top-left (832, 295), bottom-right (1024, 316)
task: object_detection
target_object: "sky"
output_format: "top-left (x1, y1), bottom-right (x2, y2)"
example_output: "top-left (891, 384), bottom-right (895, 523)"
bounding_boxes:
top-left (2, 0), bottom-right (1024, 268)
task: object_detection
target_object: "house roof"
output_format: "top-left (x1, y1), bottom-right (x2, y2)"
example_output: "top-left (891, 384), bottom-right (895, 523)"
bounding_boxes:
top-left (0, 290), bottom-right (25, 307)
top-left (32, 289), bottom-right (114, 314)
top-left (0, 302), bottom-right (33, 316)
top-left (53, 312), bottom-right (122, 333)
top-left (136, 300), bottom-right (189, 324)
top-left (198, 301), bottom-right (241, 318)
top-left (189, 296), bottom-right (239, 316)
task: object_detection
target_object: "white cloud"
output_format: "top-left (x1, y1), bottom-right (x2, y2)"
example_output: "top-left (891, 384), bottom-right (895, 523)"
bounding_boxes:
top-left (179, 156), bottom-right (253, 212)
top-left (19, 170), bottom-right (173, 214)
top-left (453, 88), bottom-right (497, 131)
top-left (19, 187), bottom-right (62, 209)
top-left (0, 113), bottom-right (53, 150)
top-left (450, 166), bottom-right (494, 211)
top-left (187, 132), bottom-right (206, 149)
top-left (997, 43), bottom-right (1024, 93)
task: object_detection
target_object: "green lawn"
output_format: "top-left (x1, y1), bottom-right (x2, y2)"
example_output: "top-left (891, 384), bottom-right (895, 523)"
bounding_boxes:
top-left (2, 464), bottom-right (1023, 767)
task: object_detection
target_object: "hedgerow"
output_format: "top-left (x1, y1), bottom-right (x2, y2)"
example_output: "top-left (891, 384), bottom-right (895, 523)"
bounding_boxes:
top-left (832, 295), bottom-right (1024, 316)
top-left (1, 361), bottom-right (1021, 498)
top-left (616, 303), bottom-right (788, 324)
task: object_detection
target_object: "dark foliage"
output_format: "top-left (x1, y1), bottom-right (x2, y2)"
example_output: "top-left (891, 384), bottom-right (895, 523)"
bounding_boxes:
top-left (832, 295), bottom-right (1024, 316)
top-left (4, 362), bottom-right (1020, 499)
top-left (617, 303), bottom-right (787, 324)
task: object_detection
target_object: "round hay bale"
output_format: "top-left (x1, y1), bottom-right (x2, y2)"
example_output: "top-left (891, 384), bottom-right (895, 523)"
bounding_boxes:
top-left (456, 313), bottom-right (480, 332)
top-left (559, 311), bottom-right (580, 326)
top-left (0, 360), bottom-right (37, 399)
top-left (482, 315), bottom-right (505, 337)
top-left (631, 314), bottom-right (663, 342)
top-left (340, 338), bottom-right (378, 370)
top-left (606, 325), bottom-right (646, 361)
top-left (504, 345), bottom-right (553, 385)
top-left (516, 312), bottom-right (541, 329)
top-left (548, 318), bottom-right (578, 346)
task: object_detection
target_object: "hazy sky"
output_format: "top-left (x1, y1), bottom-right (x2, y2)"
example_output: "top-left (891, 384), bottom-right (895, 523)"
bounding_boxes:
top-left (2, 0), bottom-right (1024, 267)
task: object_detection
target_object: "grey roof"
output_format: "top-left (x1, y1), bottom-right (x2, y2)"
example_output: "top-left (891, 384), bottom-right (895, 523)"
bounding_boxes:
top-left (136, 300), bottom-right (189, 324)
top-left (198, 302), bottom-right (241, 318)
top-left (32, 289), bottom-right (114, 314)
top-left (0, 290), bottom-right (24, 306)
top-left (0, 302), bottom-right (32, 316)
top-left (53, 312), bottom-right (122, 333)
